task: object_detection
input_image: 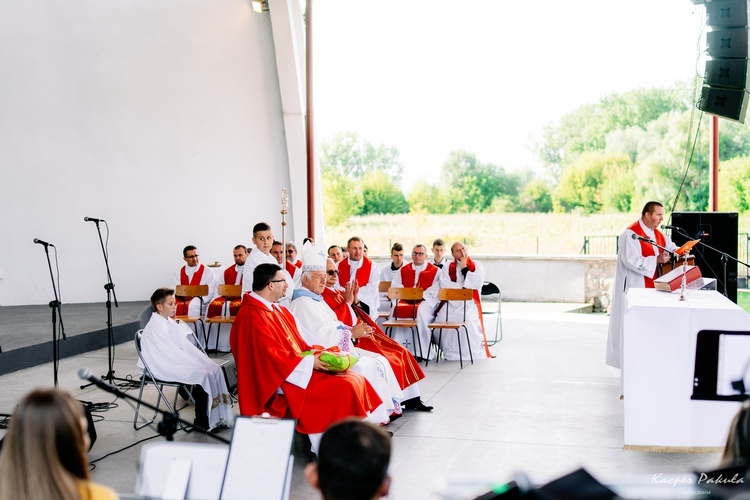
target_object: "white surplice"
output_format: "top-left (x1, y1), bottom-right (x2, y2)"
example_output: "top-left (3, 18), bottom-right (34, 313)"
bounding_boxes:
top-left (139, 313), bottom-right (233, 430)
top-left (174, 264), bottom-right (217, 316)
top-left (241, 249), bottom-right (295, 306)
top-left (435, 260), bottom-right (488, 361)
top-left (289, 292), bottom-right (400, 421)
top-left (606, 220), bottom-right (677, 369)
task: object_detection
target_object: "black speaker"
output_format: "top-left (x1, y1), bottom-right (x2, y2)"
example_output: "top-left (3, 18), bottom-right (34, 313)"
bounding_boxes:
top-left (698, 86), bottom-right (750, 122)
top-left (707, 27), bottom-right (749, 59)
top-left (707, 0), bottom-right (750, 28)
top-left (671, 212), bottom-right (739, 303)
top-left (705, 58), bottom-right (750, 90)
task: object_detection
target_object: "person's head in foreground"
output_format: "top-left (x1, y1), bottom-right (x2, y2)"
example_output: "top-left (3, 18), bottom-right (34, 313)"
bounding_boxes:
top-left (722, 399), bottom-right (750, 467)
top-left (306, 419), bottom-right (391, 500)
top-left (0, 388), bottom-right (116, 500)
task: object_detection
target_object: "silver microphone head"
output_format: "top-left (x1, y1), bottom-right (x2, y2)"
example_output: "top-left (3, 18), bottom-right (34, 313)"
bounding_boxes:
top-left (78, 367), bottom-right (93, 380)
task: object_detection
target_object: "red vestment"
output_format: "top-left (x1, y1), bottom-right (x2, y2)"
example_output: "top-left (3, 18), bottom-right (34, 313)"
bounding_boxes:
top-left (447, 258), bottom-right (493, 358)
top-left (207, 266), bottom-right (243, 317)
top-left (627, 220), bottom-right (667, 288)
top-left (321, 287), bottom-right (425, 390)
top-left (393, 262), bottom-right (439, 319)
top-left (285, 261), bottom-right (299, 279)
top-left (229, 294), bottom-right (382, 434)
top-left (176, 264), bottom-right (206, 315)
top-left (337, 257), bottom-right (374, 287)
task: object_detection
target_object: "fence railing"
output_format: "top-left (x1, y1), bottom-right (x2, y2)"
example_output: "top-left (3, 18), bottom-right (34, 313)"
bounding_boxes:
top-left (580, 235), bottom-right (619, 255)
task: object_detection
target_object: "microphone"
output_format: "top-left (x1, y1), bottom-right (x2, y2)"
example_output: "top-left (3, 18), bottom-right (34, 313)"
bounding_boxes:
top-left (661, 225), bottom-right (680, 231)
top-left (33, 238), bottom-right (54, 247)
top-left (84, 217), bottom-right (105, 223)
top-left (78, 368), bottom-right (112, 392)
top-left (630, 233), bottom-right (654, 243)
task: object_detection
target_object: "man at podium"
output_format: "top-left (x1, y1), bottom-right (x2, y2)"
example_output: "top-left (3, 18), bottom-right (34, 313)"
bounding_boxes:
top-left (606, 201), bottom-right (678, 370)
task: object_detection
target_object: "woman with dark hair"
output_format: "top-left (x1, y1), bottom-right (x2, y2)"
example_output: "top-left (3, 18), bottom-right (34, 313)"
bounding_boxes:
top-left (0, 388), bottom-right (118, 500)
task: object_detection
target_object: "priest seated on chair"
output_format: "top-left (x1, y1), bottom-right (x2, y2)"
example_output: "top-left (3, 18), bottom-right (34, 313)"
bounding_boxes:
top-left (174, 245), bottom-right (217, 317)
top-left (389, 243), bottom-right (441, 361)
top-left (139, 288), bottom-right (233, 432)
top-left (434, 242), bottom-right (493, 362)
top-left (230, 263), bottom-right (385, 455)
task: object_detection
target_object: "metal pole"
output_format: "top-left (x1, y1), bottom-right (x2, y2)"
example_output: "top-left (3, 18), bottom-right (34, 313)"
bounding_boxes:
top-left (709, 115), bottom-right (719, 211)
top-left (305, 0), bottom-right (316, 239)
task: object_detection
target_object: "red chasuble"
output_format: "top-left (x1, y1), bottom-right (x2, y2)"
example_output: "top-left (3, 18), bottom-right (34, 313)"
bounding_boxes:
top-left (393, 263), bottom-right (439, 319)
top-left (176, 264), bottom-right (205, 316)
top-left (321, 287), bottom-right (426, 389)
top-left (337, 257), bottom-right (374, 288)
top-left (447, 258), bottom-right (493, 358)
top-left (628, 220), bottom-right (667, 288)
top-left (229, 294), bottom-right (382, 434)
top-left (207, 266), bottom-right (243, 317)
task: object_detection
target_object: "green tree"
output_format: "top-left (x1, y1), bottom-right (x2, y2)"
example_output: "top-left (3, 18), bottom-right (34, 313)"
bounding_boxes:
top-left (534, 81), bottom-right (693, 182)
top-left (407, 180), bottom-right (451, 214)
top-left (718, 156), bottom-right (750, 212)
top-left (554, 152), bottom-right (606, 213)
top-left (322, 170), bottom-right (362, 226)
top-left (518, 179), bottom-right (553, 213)
top-left (440, 150), bottom-right (518, 213)
top-left (320, 131), bottom-right (403, 181)
top-left (359, 171), bottom-right (410, 215)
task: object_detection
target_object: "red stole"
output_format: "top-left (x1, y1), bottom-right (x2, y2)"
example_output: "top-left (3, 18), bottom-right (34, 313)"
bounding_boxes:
top-left (176, 264), bottom-right (205, 315)
top-left (400, 262), bottom-right (439, 288)
top-left (446, 258), bottom-right (493, 358)
top-left (180, 264), bottom-right (205, 285)
top-left (628, 220), bottom-right (666, 288)
top-left (321, 288), bottom-right (426, 388)
top-left (337, 257), bottom-right (373, 288)
top-left (393, 263), bottom-right (439, 319)
top-left (230, 295), bottom-right (381, 434)
top-left (285, 261), bottom-right (298, 278)
top-left (295, 260), bottom-right (303, 268)
top-left (224, 265), bottom-right (242, 286)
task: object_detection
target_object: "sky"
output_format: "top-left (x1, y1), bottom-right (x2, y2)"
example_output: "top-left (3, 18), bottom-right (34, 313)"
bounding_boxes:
top-left (312, 1), bottom-right (707, 192)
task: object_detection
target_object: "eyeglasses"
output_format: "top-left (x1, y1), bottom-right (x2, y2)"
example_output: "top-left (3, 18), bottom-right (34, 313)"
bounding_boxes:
top-left (326, 270), bottom-right (339, 275)
top-left (412, 252), bottom-right (426, 256)
top-left (270, 279), bottom-right (286, 283)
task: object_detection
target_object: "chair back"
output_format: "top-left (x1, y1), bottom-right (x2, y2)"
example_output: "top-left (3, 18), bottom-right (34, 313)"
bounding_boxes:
top-left (437, 288), bottom-right (473, 301)
top-left (175, 284), bottom-right (209, 298)
top-left (134, 329), bottom-right (154, 379)
top-left (388, 287), bottom-right (423, 301)
top-left (481, 281), bottom-right (500, 297)
top-left (379, 281), bottom-right (392, 293)
top-left (217, 284), bottom-right (242, 300)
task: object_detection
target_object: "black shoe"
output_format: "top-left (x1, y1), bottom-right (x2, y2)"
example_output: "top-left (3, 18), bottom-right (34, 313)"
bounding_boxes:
top-left (402, 397), bottom-right (433, 412)
top-left (389, 412), bottom-right (402, 423)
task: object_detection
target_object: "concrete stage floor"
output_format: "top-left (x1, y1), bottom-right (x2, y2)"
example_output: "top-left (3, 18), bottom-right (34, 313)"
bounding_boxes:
top-left (0, 303), bottom-right (721, 499)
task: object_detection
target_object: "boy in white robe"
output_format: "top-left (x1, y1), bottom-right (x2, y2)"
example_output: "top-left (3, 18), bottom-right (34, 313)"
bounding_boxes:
top-left (139, 288), bottom-right (233, 431)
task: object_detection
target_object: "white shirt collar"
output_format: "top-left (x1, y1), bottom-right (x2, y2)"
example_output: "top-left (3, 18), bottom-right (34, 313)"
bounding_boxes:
top-left (250, 291), bottom-right (276, 311)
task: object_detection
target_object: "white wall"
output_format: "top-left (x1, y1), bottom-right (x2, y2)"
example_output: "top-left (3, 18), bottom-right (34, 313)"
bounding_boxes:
top-left (0, 0), bottom-right (314, 305)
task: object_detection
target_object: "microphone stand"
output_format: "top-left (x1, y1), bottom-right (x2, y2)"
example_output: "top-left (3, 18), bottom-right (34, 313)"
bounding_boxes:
top-left (669, 226), bottom-right (750, 299)
top-left (80, 370), bottom-right (230, 444)
top-left (81, 220), bottom-right (129, 388)
top-left (40, 243), bottom-right (66, 387)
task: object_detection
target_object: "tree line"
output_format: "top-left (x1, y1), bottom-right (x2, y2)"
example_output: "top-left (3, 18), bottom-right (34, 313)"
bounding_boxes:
top-left (321, 79), bottom-right (750, 225)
